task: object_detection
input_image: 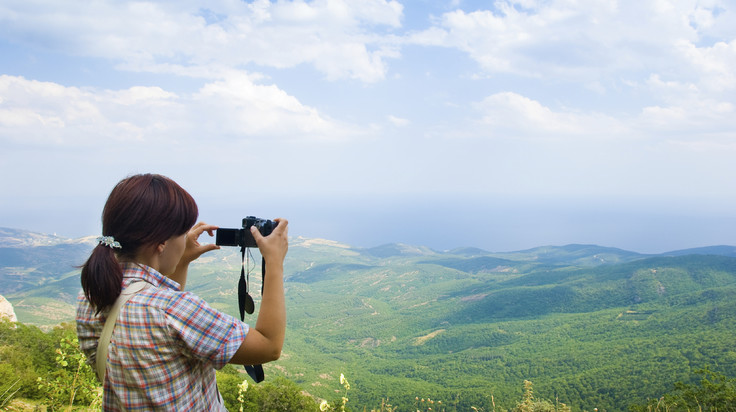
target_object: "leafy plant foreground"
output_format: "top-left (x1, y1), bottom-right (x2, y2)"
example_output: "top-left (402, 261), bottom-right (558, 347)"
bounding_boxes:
top-left (2, 320), bottom-right (736, 411)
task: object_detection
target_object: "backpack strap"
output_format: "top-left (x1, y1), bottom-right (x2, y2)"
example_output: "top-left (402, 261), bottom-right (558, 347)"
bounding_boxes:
top-left (96, 281), bottom-right (149, 382)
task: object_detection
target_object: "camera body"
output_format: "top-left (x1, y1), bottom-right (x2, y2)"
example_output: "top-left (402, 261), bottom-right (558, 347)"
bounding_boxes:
top-left (216, 216), bottom-right (277, 248)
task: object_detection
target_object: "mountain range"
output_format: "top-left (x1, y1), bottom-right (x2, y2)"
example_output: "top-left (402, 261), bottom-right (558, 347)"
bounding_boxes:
top-left (2, 226), bottom-right (736, 411)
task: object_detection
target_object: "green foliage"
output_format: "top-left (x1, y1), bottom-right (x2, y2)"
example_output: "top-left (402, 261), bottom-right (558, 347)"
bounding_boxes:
top-left (515, 380), bottom-right (571, 412)
top-left (36, 327), bottom-right (101, 410)
top-left (320, 373), bottom-right (352, 412)
top-left (0, 320), bottom-right (100, 410)
top-left (241, 376), bottom-right (320, 411)
top-left (6, 231), bottom-right (736, 411)
top-left (216, 366), bottom-right (320, 412)
top-left (0, 378), bottom-right (21, 409)
top-left (0, 319), bottom-right (55, 400)
top-left (630, 368), bottom-right (736, 412)
top-left (283, 251), bottom-right (736, 411)
top-left (216, 364), bottom-right (246, 409)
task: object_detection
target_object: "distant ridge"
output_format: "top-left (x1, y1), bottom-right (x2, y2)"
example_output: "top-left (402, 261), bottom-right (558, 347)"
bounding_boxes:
top-left (446, 247), bottom-right (490, 256)
top-left (660, 245), bottom-right (736, 258)
top-left (0, 227), bottom-right (95, 248)
top-left (520, 243), bottom-right (644, 257)
top-left (485, 243), bottom-right (646, 266)
top-left (362, 243), bottom-right (437, 258)
top-left (421, 255), bottom-right (518, 274)
top-left (2, 227), bottom-right (733, 258)
top-left (511, 243), bottom-right (736, 259)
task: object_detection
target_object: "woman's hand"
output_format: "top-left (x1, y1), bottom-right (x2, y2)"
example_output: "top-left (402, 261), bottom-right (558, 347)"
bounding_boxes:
top-left (171, 222), bottom-right (220, 288)
top-left (251, 218), bottom-right (288, 266)
top-left (181, 222), bottom-right (220, 265)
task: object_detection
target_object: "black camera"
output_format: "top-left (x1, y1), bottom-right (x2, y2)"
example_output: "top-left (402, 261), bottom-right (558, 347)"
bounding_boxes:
top-left (216, 216), bottom-right (277, 248)
top-left (217, 216), bottom-right (278, 384)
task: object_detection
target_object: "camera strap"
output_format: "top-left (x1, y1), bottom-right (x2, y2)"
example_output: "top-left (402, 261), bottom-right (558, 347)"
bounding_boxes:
top-left (96, 281), bottom-right (149, 382)
top-left (238, 246), bottom-right (253, 317)
top-left (239, 246), bottom-right (265, 383)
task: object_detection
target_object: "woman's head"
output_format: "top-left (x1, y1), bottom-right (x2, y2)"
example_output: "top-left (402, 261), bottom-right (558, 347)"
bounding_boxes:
top-left (102, 174), bottom-right (198, 260)
top-left (81, 174), bottom-right (198, 312)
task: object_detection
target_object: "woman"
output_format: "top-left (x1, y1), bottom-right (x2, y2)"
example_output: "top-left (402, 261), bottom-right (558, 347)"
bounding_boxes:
top-left (76, 173), bottom-right (288, 410)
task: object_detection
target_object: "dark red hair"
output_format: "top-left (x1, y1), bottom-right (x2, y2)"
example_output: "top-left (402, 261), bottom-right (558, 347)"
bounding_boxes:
top-left (81, 174), bottom-right (198, 312)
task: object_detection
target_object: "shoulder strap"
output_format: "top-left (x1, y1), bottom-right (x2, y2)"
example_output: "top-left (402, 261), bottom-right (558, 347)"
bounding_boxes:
top-left (96, 282), bottom-right (149, 382)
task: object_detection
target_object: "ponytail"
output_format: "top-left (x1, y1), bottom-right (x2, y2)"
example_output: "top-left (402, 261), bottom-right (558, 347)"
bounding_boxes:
top-left (81, 244), bottom-right (123, 314)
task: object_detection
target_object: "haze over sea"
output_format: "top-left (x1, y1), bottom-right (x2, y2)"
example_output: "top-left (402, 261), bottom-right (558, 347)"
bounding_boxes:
top-left (6, 192), bottom-right (733, 255)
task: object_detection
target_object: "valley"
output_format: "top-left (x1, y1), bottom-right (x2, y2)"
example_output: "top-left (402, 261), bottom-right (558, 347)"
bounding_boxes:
top-left (2, 228), bottom-right (736, 410)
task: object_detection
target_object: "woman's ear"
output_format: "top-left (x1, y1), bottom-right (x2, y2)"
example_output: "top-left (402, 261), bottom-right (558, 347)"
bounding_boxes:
top-left (156, 241), bottom-right (167, 254)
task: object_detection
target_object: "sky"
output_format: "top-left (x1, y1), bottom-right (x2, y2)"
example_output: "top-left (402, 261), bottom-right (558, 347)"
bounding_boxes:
top-left (1, 0), bottom-right (735, 253)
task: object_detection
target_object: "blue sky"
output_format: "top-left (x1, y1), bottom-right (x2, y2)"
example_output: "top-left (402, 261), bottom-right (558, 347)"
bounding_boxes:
top-left (1, 0), bottom-right (735, 253)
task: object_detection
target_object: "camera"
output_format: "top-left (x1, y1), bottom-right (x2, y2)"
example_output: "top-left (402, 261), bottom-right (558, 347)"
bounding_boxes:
top-left (216, 216), bottom-right (278, 383)
top-left (216, 216), bottom-right (277, 248)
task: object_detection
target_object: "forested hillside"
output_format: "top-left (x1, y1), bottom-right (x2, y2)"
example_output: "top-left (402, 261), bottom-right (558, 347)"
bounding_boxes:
top-left (2, 228), bottom-right (736, 411)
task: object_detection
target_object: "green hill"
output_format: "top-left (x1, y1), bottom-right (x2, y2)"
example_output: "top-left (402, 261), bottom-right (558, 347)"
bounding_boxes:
top-left (2, 227), bottom-right (736, 411)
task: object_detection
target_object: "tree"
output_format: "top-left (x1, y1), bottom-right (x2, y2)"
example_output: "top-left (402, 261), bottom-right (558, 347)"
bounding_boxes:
top-left (630, 367), bottom-right (736, 412)
top-left (36, 327), bottom-right (101, 410)
top-left (515, 380), bottom-right (571, 412)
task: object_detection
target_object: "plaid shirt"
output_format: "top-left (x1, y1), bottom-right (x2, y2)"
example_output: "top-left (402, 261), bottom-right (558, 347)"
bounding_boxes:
top-left (77, 263), bottom-right (248, 411)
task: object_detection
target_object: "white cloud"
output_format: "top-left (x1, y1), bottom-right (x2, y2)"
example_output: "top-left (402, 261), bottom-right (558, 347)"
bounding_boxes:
top-left (0, 0), bottom-right (404, 82)
top-left (473, 91), bottom-right (626, 139)
top-left (0, 73), bottom-right (350, 148)
top-left (191, 71), bottom-right (353, 139)
top-left (630, 66), bottom-right (736, 143)
top-left (387, 114), bottom-right (410, 127)
top-left (687, 0), bottom-right (736, 38)
top-left (639, 97), bottom-right (735, 138)
top-left (675, 39), bottom-right (736, 93)
top-left (469, 87), bottom-right (736, 151)
top-left (406, 0), bottom-right (736, 152)
top-left (107, 86), bottom-right (179, 107)
top-left (409, 0), bottom-right (732, 84)
top-left (0, 75), bottom-right (107, 145)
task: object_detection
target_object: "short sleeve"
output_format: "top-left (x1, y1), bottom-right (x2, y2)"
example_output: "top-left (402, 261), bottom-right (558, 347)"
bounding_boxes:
top-left (164, 291), bottom-right (248, 370)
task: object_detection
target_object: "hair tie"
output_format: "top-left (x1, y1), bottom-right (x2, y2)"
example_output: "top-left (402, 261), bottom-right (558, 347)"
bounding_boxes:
top-left (97, 236), bottom-right (122, 249)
